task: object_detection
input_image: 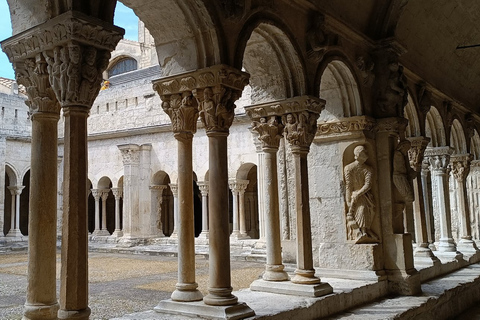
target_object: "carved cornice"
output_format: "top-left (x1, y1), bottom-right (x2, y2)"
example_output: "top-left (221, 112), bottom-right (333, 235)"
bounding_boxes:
top-left (245, 96), bottom-right (325, 119)
top-left (229, 179), bottom-right (249, 193)
top-left (316, 116), bottom-right (376, 136)
top-left (407, 136), bottom-right (430, 171)
top-left (374, 117), bottom-right (408, 134)
top-left (152, 64), bottom-right (249, 96)
top-left (1, 11), bottom-right (124, 62)
top-left (118, 144), bottom-right (140, 165)
top-left (450, 154), bottom-right (473, 181)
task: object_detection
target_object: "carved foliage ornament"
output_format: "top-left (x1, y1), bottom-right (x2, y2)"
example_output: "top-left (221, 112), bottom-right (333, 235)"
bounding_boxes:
top-left (317, 117), bottom-right (376, 135)
top-left (407, 137), bottom-right (430, 171)
top-left (450, 155), bottom-right (472, 182)
top-left (119, 147), bottom-right (140, 165)
top-left (161, 91), bottom-right (199, 136)
top-left (1, 12), bottom-right (124, 63)
top-left (251, 115), bottom-right (284, 150)
top-left (14, 54), bottom-right (60, 115)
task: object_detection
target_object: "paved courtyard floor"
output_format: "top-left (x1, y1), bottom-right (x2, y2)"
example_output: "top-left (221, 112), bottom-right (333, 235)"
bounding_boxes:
top-left (0, 251), bottom-right (265, 320)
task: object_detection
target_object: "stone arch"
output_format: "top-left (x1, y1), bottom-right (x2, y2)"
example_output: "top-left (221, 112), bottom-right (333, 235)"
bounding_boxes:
top-left (19, 169), bottom-right (30, 235)
top-left (470, 130), bottom-right (480, 160)
top-left (5, 163), bottom-right (18, 186)
top-left (450, 118), bottom-right (467, 154)
top-left (97, 176), bottom-right (112, 189)
top-left (106, 55), bottom-right (138, 78)
top-left (235, 18), bottom-right (306, 104)
top-left (425, 106), bottom-right (446, 147)
top-left (151, 170), bottom-right (174, 237)
top-left (121, 0), bottom-right (221, 75)
top-left (87, 179), bottom-right (95, 233)
top-left (318, 58), bottom-right (363, 121)
top-left (95, 176), bottom-right (115, 234)
top-left (404, 94), bottom-right (421, 138)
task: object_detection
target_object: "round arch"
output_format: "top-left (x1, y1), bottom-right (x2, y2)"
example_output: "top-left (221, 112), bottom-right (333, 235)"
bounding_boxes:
top-left (5, 163), bottom-right (18, 186)
top-left (471, 130), bottom-right (480, 160)
top-left (235, 17), bottom-right (306, 104)
top-left (405, 94), bottom-right (421, 138)
top-left (450, 118), bottom-right (467, 154)
top-left (318, 58), bottom-right (362, 120)
top-left (425, 106), bottom-right (446, 147)
top-left (97, 176), bottom-right (113, 190)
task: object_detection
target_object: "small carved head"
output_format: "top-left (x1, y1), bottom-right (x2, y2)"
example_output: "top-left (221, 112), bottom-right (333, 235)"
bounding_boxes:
top-left (354, 145), bottom-right (368, 164)
top-left (286, 113), bottom-right (295, 124)
top-left (68, 44), bottom-right (81, 64)
top-left (203, 87), bottom-right (213, 100)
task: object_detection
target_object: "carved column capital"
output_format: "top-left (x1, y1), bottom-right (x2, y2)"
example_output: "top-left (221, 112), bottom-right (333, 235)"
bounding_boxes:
top-left (229, 179), bottom-right (249, 193)
top-left (8, 185), bottom-right (25, 196)
top-left (91, 188), bottom-right (101, 201)
top-left (1, 11), bottom-right (124, 108)
top-left (424, 147), bottom-right (454, 173)
top-left (149, 185), bottom-right (167, 193)
top-left (169, 183), bottom-right (178, 196)
top-left (198, 182), bottom-right (209, 196)
top-left (100, 189), bottom-right (109, 201)
top-left (450, 154), bottom-right (473, 182)
top-left (14, 55), bottom-right (61, 116)
top-left (407, 136), bottom-right (430, 172)
top-left (118, 144), bottom-right (140, 165)
top-left (111, 187), bottom-right (123, 199)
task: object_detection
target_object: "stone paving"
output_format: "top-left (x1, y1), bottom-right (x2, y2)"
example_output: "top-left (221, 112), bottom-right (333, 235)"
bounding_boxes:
top-left (0, 249), bottom-right (264, 320)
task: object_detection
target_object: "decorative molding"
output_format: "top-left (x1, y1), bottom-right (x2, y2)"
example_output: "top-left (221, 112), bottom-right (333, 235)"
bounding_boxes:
top-left (118, 144), bottom-right (140, 165)
top-left (374, 117), bottom-right (408, 133)
top-left (1, 11), bottom-right (124, 62)
top-left (245, 96), bottom-right (325, 119)
top-left (316, 116), bottom-right (376, 136)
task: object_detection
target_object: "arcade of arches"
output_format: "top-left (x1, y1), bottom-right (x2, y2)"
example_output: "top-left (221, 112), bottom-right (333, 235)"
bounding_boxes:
top-left (2, 0), bottom-right (480, 319)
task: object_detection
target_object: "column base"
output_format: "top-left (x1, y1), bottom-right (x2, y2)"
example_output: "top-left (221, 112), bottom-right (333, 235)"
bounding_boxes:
top-left (57, 307), bottom-right (91, 320)
top-left (111, 229), bottom-right (123, 238)
top-left (97, 229), bottom-right (110, 236)
top-left (457, 238), bottom-right (480, 254)
top-left (155, 299), bottom-right (254, 320)
top-left (198, 231), bottom-right (209, 239)
top-left (263, 264), bottom-right (289, 281)
top-left (117, 236), bottom-right (141, 247)
top-left (203, 287), bottom-right (238, 306)
top-left (230, 231), bottom-right (247, 241)
top-left (171, 287), bottom-right (203, 302)
top-left (250, 279), bottom-right (333, 297)
top-left (170, 231), bottom-right (178, 239)
top-left (438, 238), bottom-right (457, 252)
top-left (6, 229), bottom-right (23, 238)
top-left (385, 268), bottom-right (422, 296)
top-left (414, 246), bottom-right (440, 267)
top-left (291, 269), bottom-right (321, 285)
top-left (23, 302), bottom-right (59, 320)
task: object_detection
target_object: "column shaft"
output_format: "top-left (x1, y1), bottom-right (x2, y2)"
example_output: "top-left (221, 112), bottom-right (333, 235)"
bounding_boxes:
top-left (421, 168), bottom-right (435, 247)
top-left (101, 196), bottom-right (107, 231)
top-left (239, 189), bottom-right (247, 236)
top-left (59, 106), bottom-right (90, 319)
top-left (231, 188), bottom-right (240, 237)
top-left (433, 170), bottom-right (456, 251)
top-left (24, 113), bottom-right (59, 319)
top-left (171, 134), bottom-right (202, 301)
top-left (204, 133), bottom-right (237, 306)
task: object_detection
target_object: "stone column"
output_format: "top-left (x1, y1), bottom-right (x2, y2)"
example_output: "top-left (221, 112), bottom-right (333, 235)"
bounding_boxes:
top-left (111, 188), bottom-right (123, 237)
top-left (91, 189), bottom-right (101, 235)
top-left (245, 104), bottom-right (288, 282)
top-left (6, 186), bottom-right (24, 237)
top-left (2, 11), bottom-right (123, 320)
top-left (280, 98), bottom-right (326, 286)
top-left (3, 52), bottom-right (61, 319)
top-left (408, 137), bottom-right (438, 262)
top-left (100, 190), bottom-right (110, 235)
top-left (153, 85), bottom-right (202, 302)
top-left (198, 182), bottom-right (209, 239)
top-left (149, 185), bottom-right (167, 237)
top-left (118, 144), bottom-right (141, 242)
top-left (154, 65), bottom-right (253, 318)
top-left (421, 159), bottom-right (436, 250)
top-left (451, 154), bottom-right (478, 253)
top-left (251, 130), bottom-right (267, 241)
top-left (169, 183), bottom-right (179, 238)
top-left (229, 179), bottom-right (249, 240)
top-left (425, 147), bottom-right (457, 253)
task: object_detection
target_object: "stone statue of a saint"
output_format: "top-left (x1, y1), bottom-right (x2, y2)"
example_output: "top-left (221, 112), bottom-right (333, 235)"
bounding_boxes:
top-left (344, 145), bottom-right (377, 243)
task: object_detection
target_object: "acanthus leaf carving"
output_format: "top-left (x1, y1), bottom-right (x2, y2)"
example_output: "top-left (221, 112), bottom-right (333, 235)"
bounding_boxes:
top-left (161, 91), bottom-right (199, 136)
top-left (317, 117), bottom-right (376, 135)
top-left (251, 115), bottom-right (284, 150)
top-left (450, 154), bottom-right (472, 182)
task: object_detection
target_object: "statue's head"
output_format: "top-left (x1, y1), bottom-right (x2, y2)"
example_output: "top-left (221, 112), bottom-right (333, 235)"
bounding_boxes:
top-left (354, 145), bottom-right (368, 164)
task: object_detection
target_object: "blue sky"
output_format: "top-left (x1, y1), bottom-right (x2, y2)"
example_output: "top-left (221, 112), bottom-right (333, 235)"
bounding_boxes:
top-left (0, 1), bottom-right (138, 80)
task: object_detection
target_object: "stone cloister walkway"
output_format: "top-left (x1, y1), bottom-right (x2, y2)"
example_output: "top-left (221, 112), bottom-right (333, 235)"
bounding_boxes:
top-left (2, 241), bottom-right (480, 320)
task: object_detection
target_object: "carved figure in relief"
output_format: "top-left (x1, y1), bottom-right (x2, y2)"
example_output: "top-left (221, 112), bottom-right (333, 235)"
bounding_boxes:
top-left (393, 140), bottom-right (415, 203)
top-left (66, 44), bottom-right (81, 102)
top-left (200, 87), bottom-right (216, 128)
top-left (59, 47), bottom-right (69, 102)
top-left (379, 61), bottom-right (407, 117)
top-left (344, 145), bottom-right (377, 243)
top-left (80, 47), bottom-right (98, 101)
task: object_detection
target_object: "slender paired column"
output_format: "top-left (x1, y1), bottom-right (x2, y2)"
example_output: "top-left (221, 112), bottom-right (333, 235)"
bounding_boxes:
top-left (229, 180), bottom-right (249, 240)
top-left (251, 130), bottom-right (267, 241)
top-left (111, 188), bottom-right (123, 237)
top-left (451, 154), bottom-right (478, 253)
top-left (153, 81), bottom-right (202, 301)
top-left (4, 53), bottom-right (61, 319)
top-left (99, 190), bottom-right (110, 235)
top-left (149, 185), bottom-right (167, 237)
top-left (246, 105), bottom-right (289, 282)
top-left (91, 189), bottom-right (101, 234)
top-left (6, 186), bottom-right (24, 237)
top-left (407, 137), bottom-right (437, 260)
top-left (198, 182), bottom-right (209, 239)
top-left (2, 11), bottom-right (123, 320)
top-left (425, 147), bottom-right (456, 252)
top-left (169, 183), bottom-right (179, 239)
top-left (421, 159), bottom-right (436, 250)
